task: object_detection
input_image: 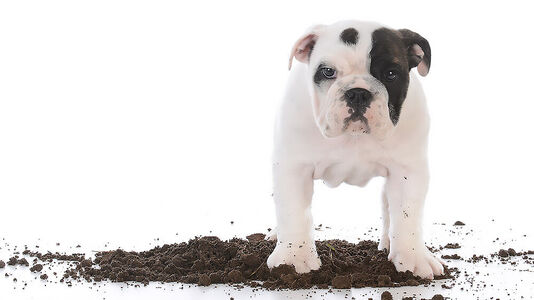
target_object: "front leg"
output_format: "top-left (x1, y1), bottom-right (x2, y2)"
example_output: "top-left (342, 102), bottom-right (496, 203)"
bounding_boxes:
top-left (377, 189), bottom-right (391, 251)
top-left (385, 163), bottom-right (444, 279)
top-left (266, 163), bottom-right (321, 273)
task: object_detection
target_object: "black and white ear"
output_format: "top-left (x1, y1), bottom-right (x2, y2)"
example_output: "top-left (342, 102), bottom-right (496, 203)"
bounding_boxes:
top-left (399, 29), bottom-right (431, 76)
top-left (288, 25), bottom-right (325, 70)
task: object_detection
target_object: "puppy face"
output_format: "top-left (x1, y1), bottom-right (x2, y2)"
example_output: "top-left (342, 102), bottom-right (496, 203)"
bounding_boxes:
top-left (289, 21), bottom-right (431, 139)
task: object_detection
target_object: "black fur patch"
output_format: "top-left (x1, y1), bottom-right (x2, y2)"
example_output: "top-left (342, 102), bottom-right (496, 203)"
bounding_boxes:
top-left (370, 28), bottom-right (411, 125)
top-left (370, 28), bottom-right (431, 125)
top-left (399, 29), bottom-right (431, 71)
top-left (340, 28), bottom-right (359, 45)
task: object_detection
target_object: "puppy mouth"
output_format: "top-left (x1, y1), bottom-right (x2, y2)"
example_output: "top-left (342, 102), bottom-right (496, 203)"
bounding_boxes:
top-left (321, 109), bottom-right (372, 138)
top-left (343, 108), bottom-right (371, 134)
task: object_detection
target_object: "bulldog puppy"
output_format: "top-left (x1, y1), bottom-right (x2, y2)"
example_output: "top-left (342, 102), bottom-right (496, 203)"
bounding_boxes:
top-left (267, 20), bottom-right (444, 279)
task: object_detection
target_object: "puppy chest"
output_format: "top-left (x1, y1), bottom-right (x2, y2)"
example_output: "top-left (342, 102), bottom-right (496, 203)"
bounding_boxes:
top-left (313, 160), bottom-right (387, 188)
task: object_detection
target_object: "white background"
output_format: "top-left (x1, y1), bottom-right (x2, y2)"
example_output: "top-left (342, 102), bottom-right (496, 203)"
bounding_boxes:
top-left (1, 1), bottom-right (533, 299)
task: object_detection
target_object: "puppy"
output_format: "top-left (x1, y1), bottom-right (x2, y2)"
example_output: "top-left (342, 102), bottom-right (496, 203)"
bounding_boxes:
top-left (267, 20), bottom-right (444, 279)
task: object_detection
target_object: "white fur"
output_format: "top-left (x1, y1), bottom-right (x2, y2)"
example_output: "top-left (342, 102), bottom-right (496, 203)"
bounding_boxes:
top-left (267, 20), bottom-right (444, 279)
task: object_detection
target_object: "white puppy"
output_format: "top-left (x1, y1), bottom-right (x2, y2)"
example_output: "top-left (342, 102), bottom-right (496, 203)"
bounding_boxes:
top-left (267, 20), bottom-right (444, 279)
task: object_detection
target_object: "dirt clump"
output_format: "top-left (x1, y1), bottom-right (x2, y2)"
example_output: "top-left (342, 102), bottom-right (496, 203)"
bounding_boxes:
top-left (246, 233), bottom-right (266, 241)
top-left (198, 274), bottom-right (211, 286)
top-left (498, 249), bottom-right (509, 257)
top-left (381, 291), bottom-right (393, 300)
top-left (30, 264), bottom-right (43, 272)
top-left (507, 248), bottom-right (517, 256)
top-left (331, 274), bottom-right (351, 289)
top-left (7, 256), bottom-right (29, 266)
top-left (444, 243), bottom-right (460, 249)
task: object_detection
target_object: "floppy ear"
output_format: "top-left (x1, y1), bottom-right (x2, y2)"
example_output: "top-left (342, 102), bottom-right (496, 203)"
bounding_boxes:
top-left (399, 29), bottom-right (431, 76)
top-left (288, 25), bottom-right (325, 70)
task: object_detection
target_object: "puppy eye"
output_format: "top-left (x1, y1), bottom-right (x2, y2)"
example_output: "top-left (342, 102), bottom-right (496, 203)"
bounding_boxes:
top-left (384, 70), bottom-right (398, 82)
top-left (321, 67), bottom-right (337, 79)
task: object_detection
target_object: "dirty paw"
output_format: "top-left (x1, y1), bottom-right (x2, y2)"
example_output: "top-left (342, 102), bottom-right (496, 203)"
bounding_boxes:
top-left (388, 245), bottom-right (444, 279)
top-left (267, 240), bottom-right (321, 273)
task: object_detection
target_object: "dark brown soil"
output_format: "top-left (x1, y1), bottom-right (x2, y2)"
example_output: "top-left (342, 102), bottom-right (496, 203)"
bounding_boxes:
top-left (30, 264), bottom-right (43, 272)
top-left (498, 249), bottom-right (509, 257)
top-left (4, 222), bottom-right (534, 296)
top-left (441, 254), bottom-right (462, 260)
top-left (7, 256), bottom-right (29, 266)
top-left (443, 243), bottom-right (461, 249)
top-left (49, 234), bottom-right (452, 289)
top-left (453, 221), bottom-right (465, 226)
top-left (23, 249), bottom-right (85, 262)
top-left (497, 248), bottom-right (521, 258)
top-left (381, 290), bottom-right (393, 300)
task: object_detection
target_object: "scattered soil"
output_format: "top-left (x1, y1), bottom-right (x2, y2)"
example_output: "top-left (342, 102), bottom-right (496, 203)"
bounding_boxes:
top-left (23, 249), bottom-right (85, 262)
top-left (7, 256), bottom-right (29, 266)
top-left (0, 260), bottom-right (5, 268)
top-left (441, 254), bottom-right (462, 260)
top-left (25, 234), bottom-right (451, 290)
top-left (4, 230), bottom-right (532, 295)
top-left (467, 254), bottom-right (489, 263)
top-left (453, 221), bottom-right (465, 226)
top-left (444, 243), bottom-right (461, 249)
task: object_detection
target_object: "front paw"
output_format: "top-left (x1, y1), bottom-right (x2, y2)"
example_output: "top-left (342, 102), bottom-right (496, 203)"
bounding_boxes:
top-left (267, 240), bottom-right (321, 273)
top-left (388, 243), bottom-right (444, 279)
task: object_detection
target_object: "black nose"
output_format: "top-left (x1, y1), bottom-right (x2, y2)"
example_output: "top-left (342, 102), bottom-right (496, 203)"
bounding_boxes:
top-left (344, 88), bottom-right (372, 107)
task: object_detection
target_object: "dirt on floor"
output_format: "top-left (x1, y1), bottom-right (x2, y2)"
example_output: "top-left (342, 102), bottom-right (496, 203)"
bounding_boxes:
top-left (34, 233), bottom-right (453, 290)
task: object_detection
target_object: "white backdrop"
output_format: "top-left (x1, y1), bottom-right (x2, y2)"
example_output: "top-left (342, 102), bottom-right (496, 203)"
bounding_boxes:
top-left (1, 0), bottom-right (533, 253)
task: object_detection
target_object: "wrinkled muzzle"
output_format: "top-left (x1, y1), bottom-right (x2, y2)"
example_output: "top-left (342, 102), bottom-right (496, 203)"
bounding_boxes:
top-left (316, 75), bottom-right (394, 140)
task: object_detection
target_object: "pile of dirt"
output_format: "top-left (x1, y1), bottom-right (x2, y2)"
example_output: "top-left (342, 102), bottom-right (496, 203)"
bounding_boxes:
top-left (48, 233), bottom-right (452, 289)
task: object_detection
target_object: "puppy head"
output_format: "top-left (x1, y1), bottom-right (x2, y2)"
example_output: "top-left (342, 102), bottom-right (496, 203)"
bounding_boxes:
top-left (289, 21), bottom-right (431, 139)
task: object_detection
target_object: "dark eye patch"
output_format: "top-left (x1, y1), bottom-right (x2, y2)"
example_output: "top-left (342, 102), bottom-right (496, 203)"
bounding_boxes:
top-left (313, 63), bottom-right (336, 86)
top-left (375, 62), bottom-right (402, 82)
